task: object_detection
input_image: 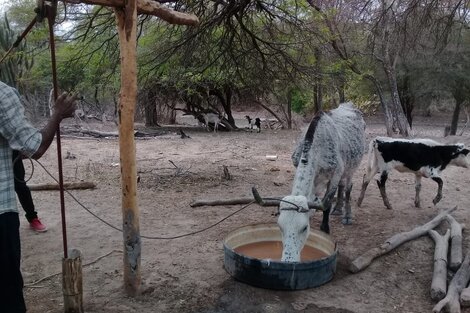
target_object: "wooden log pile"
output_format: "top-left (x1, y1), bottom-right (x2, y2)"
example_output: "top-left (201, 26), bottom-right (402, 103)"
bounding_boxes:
top-left (348, 206), bottom-right (470, 313)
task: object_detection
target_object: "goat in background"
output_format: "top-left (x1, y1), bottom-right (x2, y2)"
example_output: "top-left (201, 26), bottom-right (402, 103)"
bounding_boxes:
top-left (245, 115), bottom-right (261, 132)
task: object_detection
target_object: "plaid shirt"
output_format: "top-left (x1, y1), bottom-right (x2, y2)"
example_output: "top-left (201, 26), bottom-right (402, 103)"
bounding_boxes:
top-left (0, 81), bottom-right (42, 215)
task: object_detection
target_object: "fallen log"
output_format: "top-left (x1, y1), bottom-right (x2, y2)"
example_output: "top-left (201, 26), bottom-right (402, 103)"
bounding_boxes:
top-left (28, 181), bottom-right (96, 191)
top-left (428, 229), bottom-right (450, 301)
top-left (446, 215), bottom-right (464, 271)
top-left (349, 207), bottom-right (457, 273)
top-left (433, 250), bottom-right (470, 313)
top-left (190, 197), bottom-right (282, 207)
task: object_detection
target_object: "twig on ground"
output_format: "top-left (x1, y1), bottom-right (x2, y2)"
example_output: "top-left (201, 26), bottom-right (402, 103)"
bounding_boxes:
top-left (24, 250), bottom-right (122, 288)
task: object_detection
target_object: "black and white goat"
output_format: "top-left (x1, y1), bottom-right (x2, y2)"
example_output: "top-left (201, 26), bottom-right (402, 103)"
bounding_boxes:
top-left (357, 137), bottom-right (470, 209)
top-left (245, 115), bottom-right (261, 133)
top-left (278, 102), bottom-right (366, 262)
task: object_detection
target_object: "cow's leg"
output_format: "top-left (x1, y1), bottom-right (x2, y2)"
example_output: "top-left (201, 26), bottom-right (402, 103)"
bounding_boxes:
top-left (377, 171), bottom-right (393, 209)
top-left (320, 172), bottom-right (342, 234)
top-left (342, 179), bottom-right (353, 225)
top-left (432, 177), bottom-right (443, 205)
top-left (414, 175), bottom-right (422, 208)
top-left (331, 182), bottom-right (345, 216)
top-left (357, 166), bottom-right (377, 207)
top-left (320, 205), bottom-right (331, 234)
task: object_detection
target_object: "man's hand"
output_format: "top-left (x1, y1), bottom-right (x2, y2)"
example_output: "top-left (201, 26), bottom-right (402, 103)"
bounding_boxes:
top-left (32, 92), bottom-right (79, 159)
top-left (53, 92), bottom-right (78, 119)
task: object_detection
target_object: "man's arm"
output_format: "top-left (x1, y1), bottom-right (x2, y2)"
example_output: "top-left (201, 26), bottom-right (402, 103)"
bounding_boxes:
top-left (32, 92), bottom-right (78, 159)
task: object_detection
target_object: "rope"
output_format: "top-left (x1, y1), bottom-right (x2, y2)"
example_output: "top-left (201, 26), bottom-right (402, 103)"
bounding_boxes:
top-left (31, 158), bottom-right (257, 240)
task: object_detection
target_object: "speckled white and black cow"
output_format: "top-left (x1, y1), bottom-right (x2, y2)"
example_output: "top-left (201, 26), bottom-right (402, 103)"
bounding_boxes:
top-left (357, 137), bottom-right (470, 210)
top-left (278, 102), bottom-right (366, 262)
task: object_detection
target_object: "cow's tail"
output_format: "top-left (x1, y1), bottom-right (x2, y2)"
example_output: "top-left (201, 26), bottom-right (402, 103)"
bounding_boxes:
top-left (357, 138), bottom-right (379, 207)
top-left (366, 138), bottom-right (379, 175)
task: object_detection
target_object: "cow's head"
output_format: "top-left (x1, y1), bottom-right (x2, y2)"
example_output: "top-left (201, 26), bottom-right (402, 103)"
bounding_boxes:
top-left (451, 144), bottom-right (470, 168)
top-left (277, 195), bottom-right (318, 262)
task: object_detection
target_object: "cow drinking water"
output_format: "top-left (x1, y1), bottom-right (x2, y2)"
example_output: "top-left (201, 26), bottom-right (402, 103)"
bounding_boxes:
top-left (357, 137), bottom-right (470, 209)
top-left (278, 102), bottom-right (366, 262)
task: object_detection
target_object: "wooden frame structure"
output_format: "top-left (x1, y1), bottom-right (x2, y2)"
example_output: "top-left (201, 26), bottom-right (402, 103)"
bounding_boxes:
top-left (61, 0), bottom-right (198, 296)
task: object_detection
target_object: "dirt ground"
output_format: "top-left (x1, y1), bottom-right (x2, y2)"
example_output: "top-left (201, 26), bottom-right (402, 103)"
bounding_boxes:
top-left (19, 112), bottom-right (470, 313)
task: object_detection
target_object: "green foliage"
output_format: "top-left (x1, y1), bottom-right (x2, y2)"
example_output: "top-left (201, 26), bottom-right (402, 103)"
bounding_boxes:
top-left (290, 88), bottom-right (312, 114)
top-left (0, 14), bottom-right (32, 89)
top-left (1, 0), bottom-right (468, 121)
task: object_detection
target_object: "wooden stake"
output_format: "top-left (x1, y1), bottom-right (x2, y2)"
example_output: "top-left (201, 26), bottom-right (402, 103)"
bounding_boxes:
top-left (349, 207), bottom-right (457, 273)
top-left (115, 1), bottom-right (141, 296)
top-left (62, 249), bottom-right (83, 313)
top-left (446, 215), bottom-right (463, 271)
top-left (433, 251), bottom-right (470, 313)
top-left (428, 229), bottom-right (450, 301)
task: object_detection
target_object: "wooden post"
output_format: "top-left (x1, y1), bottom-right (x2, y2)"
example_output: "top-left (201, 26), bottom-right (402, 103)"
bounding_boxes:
top-left (115, 1), bottom-right (141, 296)
top-left (62, 249), bottom-right (83, 313)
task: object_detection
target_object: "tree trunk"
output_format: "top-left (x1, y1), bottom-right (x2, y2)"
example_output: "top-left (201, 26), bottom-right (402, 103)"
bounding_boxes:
top-left (450, 97), bottom-right (463, 136)
top-left (223, 86), bottom-right (236, 127)
top-left (337, 74), bottom-right (346, 103)
top-left (383, 63), bottom-right (410, 137)
top-left (287, 89), bottom-right (292, 129)
top-left (144, 89), bottom-right (159, 127)
top-left (364, 74), bottom-right (394, 136)
top-left (398, 72), bottom-right (414, 128)
top-left (211, 87), bottom-right (236, 128)
top-left (313, 48), bottom-right (323, 112)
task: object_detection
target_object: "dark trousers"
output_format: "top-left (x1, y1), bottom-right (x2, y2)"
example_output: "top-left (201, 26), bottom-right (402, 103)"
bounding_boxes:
top-left (12, 151), bottom-right (37, 222)
top-left (0, 212), bottom-right (26, 313)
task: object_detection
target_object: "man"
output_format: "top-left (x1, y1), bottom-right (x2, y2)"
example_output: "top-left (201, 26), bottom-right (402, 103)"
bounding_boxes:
top-left (0, 81), bottom-right (77, 313)
top-left (13, 150), bottom-right (47, 232)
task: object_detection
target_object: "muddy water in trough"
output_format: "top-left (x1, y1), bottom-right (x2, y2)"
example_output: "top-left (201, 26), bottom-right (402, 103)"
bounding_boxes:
top-left (234, 241), bottom-right (328, 262)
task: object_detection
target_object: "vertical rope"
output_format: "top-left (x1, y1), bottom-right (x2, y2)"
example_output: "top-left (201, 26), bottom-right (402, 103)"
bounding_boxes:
top-left (47, 11), bottom-right (68, 259)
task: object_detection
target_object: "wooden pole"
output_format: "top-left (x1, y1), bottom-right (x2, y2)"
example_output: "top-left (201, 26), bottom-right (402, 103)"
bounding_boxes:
top-left (62, 249), bottom-right (83, 313)
top-left (115, 1), bottom-right (141, 296)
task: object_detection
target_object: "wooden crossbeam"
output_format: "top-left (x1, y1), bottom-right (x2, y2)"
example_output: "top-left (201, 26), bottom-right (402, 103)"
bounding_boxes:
top-left (64, 0), bottom-right (199, 25)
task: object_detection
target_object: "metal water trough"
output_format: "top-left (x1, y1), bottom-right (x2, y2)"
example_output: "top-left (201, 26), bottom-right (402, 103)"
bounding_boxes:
top-left (223, 223), bottom-right (337, 290)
